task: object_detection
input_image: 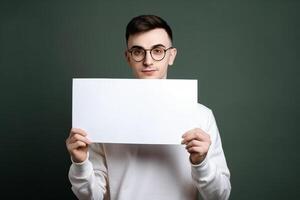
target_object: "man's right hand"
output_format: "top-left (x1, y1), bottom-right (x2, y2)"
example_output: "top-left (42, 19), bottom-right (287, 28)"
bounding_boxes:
top-left (66, 128), bottom-right (91, 163)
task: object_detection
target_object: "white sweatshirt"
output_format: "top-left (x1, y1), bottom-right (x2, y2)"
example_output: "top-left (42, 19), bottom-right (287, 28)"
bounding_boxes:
top-left (68, 104), bottom-right (231, 200)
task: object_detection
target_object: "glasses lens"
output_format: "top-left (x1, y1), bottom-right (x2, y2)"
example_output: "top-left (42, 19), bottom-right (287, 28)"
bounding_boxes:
top-left (151, 47), bottom-right (165, 61)
top-left (131, 48), bottom-right (145, 62)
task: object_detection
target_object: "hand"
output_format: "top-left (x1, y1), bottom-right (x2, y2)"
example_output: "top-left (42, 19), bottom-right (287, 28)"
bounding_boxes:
top-left (66, 128), bottom-right (91, 163)
top-left (181, 128), bottom-right (211, 165)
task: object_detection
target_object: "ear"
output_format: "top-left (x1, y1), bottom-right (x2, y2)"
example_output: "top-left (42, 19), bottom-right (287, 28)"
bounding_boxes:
top-left (125, 50), bottom-right (131, 66)
top-left (168, 48), bottom-right (177, 66)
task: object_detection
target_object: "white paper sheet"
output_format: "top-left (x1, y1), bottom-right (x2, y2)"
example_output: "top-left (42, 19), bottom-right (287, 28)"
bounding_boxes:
top-left (72, 78), bottom-right (200, 144)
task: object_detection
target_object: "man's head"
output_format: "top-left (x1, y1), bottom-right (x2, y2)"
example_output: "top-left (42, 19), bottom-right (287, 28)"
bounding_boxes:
top-left (125, 15), bottom-right (177, 79)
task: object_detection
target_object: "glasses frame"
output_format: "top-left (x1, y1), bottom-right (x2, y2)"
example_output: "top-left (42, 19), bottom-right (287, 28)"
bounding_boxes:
top-left (128, 46), bottom-right (174, 62)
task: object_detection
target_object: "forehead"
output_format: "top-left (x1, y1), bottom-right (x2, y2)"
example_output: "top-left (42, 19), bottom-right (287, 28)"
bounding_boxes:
top-left (127, 28), bottom-right (172, 49)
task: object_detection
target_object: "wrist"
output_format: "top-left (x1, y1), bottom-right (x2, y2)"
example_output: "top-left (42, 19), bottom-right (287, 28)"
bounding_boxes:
top-left (190, 154), bottom-right (207, 165)
top-left (71, 156), bottom-right (86, 164)
top-left (71, 152), bottom-right (89, 164)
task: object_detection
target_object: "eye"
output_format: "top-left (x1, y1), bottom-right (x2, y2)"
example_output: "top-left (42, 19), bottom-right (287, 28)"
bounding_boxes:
top-left (132, 48), bottom-right (144, 56)
top-left (152, 47), bottom-right (164, 55)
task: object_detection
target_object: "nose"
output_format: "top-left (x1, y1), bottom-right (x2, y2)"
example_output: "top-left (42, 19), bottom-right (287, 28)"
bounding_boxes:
top-left (143, 51), bottom-right (153, 66)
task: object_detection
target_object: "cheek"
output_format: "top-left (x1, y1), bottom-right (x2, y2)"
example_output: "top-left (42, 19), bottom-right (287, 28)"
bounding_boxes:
top-left (159, 60), bottom-right (170, 70)
top-left (128, 58), bottom-right (137, 68)
top-left (129, 62), bottom-right (142, 73)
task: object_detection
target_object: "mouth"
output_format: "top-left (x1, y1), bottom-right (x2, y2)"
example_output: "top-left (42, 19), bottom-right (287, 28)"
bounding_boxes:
top-left (141, 69), bottom-right (158, 76)
top-left (141, 68), bottom-right (158, 72)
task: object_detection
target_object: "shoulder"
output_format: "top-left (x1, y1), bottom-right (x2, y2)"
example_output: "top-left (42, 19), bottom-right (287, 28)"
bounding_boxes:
top-left (197, 103), bottom-right (212, 114)
top-left (196, 103), bottom-right (214, 131)
top-left (197, 103), bottom-right (214, 119)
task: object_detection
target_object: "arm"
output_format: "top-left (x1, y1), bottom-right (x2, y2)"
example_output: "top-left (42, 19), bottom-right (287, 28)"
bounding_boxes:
top-left (182, 110), bottom-right (231, 200)
top-left (66, 129), bottom-right (109, 200)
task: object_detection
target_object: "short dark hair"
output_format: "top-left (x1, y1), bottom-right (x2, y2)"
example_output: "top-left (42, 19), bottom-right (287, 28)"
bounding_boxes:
top-left (125, 15), bottom-right (173, 44)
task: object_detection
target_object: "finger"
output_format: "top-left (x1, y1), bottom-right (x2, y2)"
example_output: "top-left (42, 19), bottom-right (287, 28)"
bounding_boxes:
top-left (68, 141), bottom-right (88, 151)
top-left (185, 140), bottom-right (206, 149)
top-left (181, 129), bottom-right (209, 144)
top-left (182, 128), bottom-right (204, 138)
top-left (69, 133), bottom-right (91, 144)
top-left (187, 146), bottom-right (208, 157)
top-left (69, 128), bottom-right (88, 137)
top-left (186, 141), bottom-right (210, 155)
top-left (187, 146), bottom-right (203, 154)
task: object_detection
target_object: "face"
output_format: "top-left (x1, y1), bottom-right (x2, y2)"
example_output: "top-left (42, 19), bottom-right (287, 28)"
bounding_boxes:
top-left (125, 28), bottom-right (177, 79)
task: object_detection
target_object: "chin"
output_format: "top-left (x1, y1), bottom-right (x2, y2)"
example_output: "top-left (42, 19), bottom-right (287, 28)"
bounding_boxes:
top-left (135, 72), bottom-right (162, 79)
top-left (141, 76), bottom-right (160, 79)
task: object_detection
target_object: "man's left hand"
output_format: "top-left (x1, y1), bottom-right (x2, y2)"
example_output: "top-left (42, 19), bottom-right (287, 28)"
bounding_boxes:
top-left (181, 128), bottom-right (211, 165)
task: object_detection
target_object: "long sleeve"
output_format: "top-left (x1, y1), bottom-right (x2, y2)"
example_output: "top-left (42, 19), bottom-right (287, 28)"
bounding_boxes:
top-left (191, 109), bottom-right (231, 200)
top-left (68, 144), bottom-right (109, 200)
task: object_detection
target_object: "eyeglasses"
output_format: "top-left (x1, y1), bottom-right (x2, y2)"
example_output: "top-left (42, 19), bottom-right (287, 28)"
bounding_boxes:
top-left (127, 46), bottom-right (174, 62)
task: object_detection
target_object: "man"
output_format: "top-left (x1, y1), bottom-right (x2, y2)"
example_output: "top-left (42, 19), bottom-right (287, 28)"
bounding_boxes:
top-left (66, 15), bottom-right (231, 200)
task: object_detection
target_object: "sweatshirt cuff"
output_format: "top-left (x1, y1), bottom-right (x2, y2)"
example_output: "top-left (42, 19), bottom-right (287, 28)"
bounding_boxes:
top-left (70, 153), bottom-right (93, 177)
top-left (191, 157), bottom-right (216, 181)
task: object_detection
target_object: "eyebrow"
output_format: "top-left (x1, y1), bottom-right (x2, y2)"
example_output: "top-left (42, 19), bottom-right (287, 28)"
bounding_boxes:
top-left (129, 44), bottom-right (167, 49)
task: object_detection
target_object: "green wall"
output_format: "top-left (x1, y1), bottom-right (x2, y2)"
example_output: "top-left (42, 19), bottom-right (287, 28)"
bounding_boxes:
top-left (1, 0), bottom-right (299, 199)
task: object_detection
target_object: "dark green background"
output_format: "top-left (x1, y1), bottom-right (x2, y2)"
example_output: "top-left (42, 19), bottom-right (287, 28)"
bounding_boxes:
top-left (1, 0), bottom-right (299, 199)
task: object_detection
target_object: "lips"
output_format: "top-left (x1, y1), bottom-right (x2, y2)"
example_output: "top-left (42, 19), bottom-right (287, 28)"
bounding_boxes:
top-left (141, 69), bottom-right (157, 76)
top-left (141, 68), bottom-right (158, 72)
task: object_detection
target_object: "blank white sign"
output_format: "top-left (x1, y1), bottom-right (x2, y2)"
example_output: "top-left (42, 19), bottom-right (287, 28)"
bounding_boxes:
top-left (72, 78), bottom-right (200, 144)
